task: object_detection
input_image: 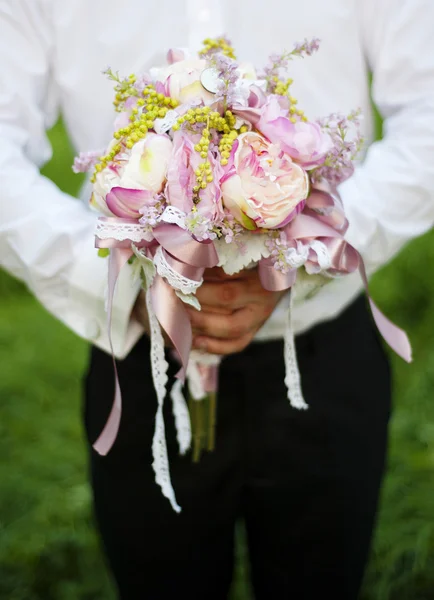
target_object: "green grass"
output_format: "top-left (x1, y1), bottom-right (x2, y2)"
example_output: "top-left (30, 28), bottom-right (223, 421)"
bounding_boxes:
top-left (1, 120), bottom-right (434, 599)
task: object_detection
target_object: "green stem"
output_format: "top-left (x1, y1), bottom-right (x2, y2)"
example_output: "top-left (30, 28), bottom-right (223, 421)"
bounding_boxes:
top-left (207, 392), bottom-right (217, 452)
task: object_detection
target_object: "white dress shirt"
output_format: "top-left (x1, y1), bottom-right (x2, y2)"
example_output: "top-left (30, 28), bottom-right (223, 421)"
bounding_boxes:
top-left (1, 0), bottom-right (434, 358)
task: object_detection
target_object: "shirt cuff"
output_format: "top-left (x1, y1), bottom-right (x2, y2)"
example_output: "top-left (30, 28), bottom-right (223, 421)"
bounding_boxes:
top-left (338, 175), bottom-right (383, 274)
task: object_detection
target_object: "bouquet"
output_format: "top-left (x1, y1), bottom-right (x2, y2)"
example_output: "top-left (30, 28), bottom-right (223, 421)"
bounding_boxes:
top-left (74, 36), bottom-right (412, 512)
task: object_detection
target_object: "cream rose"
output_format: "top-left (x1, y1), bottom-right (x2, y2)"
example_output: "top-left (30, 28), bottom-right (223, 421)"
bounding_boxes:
top-left (220, 132), bottom-right (309, 229)
top-left (153, 58), bottom-right (214, 105)
top-left (91, 133), bottom-right (173, 218)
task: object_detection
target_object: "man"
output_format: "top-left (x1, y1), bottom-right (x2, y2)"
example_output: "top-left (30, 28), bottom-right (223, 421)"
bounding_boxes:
top-left (1, 0), bottom-right (434, 598)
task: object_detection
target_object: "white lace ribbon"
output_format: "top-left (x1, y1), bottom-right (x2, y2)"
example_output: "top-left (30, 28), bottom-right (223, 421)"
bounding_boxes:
top-left (308, 240), bottom-right (333, 272)
top-left (95, 219), bottom-right (151, 243)
top-left (146, 287), bottom-right (181, 513)
top-left (154, 245), bottom-right (203, 295)
top-left (284, 289), bottom-right (308, 410)
top-left (159, 206), bottom-right (187, 229)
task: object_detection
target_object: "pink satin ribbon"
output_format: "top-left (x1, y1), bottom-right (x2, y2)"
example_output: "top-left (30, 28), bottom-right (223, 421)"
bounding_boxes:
top-left (259, 191), bottom-right (412, 364)
top-left (93, 247), bottom-right (133, 455)
top-left (150, 274), bottom-right (192, 381)
top-left (197, 363), bottom-right (219, 393)
top-left (259, 258), bottom-right (297, 291)
top-left (153, 224), bottom-right (218, 267)
top-left (93, 192), bottom-right (412, 455)
top-left (151, 227), bottom-right (218, 380)
top-left (93, 219), bottom-right (218, 455)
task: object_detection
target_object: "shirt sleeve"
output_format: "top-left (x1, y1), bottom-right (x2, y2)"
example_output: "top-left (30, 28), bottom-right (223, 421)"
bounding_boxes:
top-left (339, 0), bottom-right (434, 272)
top-left (0, 0), bottom-right (144, 359)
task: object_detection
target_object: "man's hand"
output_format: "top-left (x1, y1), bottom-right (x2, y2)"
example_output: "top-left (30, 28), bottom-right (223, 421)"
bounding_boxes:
top-left (188, 267), bottom-right (286, 355)
top-left (132, 268), bottom-right (286, 356)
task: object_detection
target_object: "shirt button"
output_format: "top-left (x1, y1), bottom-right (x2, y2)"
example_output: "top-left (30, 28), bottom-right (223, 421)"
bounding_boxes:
top-left (85, 319), bottom-right (101, 341)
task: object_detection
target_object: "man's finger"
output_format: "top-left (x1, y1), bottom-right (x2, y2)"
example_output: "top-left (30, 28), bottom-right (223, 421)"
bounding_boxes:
top-left (196, 278), bottom-right (268, 310)
top-left (193, 332), bottom-right (253, 355)
top-left (195, 304), bottom-right (234, 315)
top-left (188, 307), bottom-right (255, 340)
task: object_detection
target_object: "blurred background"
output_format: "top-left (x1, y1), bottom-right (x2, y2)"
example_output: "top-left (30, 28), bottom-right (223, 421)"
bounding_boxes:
top-left (0, 118), bottom-right (434, 600)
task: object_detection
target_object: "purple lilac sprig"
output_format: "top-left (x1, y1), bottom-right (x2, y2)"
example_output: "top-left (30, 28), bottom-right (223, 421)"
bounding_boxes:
top-left (139, 206), bottom-right (163, 228)
top-left (263, 38), bottom-right (320, 92)
top-left (215, 212), bottom-right (244, 244)
top-left (72, 149), bottom-right (104, 174)
top-left (133, 72), bottom-right (152, 94)
top-left (210, 53), bottom-right (240, 105)
top-left (138, 194), bottom-right (166, 228)
top-left (292, 37), bottom-right (321, 57)
top-left (311, 109), bottom-right (364, 187)
top-left (265, 233), bottom-right (309, 274)
top-left (185, 211), bottom-right (217, 241)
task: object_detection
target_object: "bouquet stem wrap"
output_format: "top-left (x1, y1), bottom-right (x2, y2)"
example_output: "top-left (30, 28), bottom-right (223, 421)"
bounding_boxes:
top-left (185, 351), bottom-right (221, 462)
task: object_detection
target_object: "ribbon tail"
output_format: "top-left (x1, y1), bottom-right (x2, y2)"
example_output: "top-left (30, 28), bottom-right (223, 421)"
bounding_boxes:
top-left (284, 289), bottom-right (309, 410)
top-left (151, 275), bottom-right (192, 382)
top-left (93, 247), bottom-right (133, 456)
top-left (170, 379), bottom-right (192, 455)
top-left (146, 287), bottom-right (181, 512)
top-left (359, 261), bottom-right (412, 363)
top-left (259, 259), bottom-right (297, 292)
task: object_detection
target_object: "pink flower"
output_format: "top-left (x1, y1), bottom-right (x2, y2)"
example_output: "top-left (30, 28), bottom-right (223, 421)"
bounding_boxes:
top-left (165, 131), bottom-right (223, 221)
top-left (105, 187), bottom-right (155, 219)
top-left (91, 133), bottom-right (173, 218)
top-left (153, 59), bottom-right (214, 105)
top-left (220, 132), bottom-right (309, 230)
top-left (72, 149), bottom-right (103, 174)
top-left (121, 134), bottom-right (172, 192)
top-left (166, 48), bottom-right (188, 65)
top-left (257, 97), bottom-right (332, 167)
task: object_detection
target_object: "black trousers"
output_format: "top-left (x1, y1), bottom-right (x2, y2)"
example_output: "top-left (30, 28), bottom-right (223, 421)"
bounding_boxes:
top-left (84, 296), bottom-right (391, 600)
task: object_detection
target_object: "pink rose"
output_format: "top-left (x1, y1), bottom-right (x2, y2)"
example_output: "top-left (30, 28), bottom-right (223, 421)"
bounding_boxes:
top-left (257, 96), bottom-right (332, 167)
top-left (165, 131), bottom-right (224, 220)
top-left (220, 132), bottom-right (309, 230)
top-left (91, 133), bottom-right (173, 218)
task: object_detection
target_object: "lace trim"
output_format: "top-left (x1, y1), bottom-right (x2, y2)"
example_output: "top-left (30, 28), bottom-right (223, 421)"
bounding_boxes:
top-left (286, 241), bottom-right (310, 269)
top-left (95, 220), bottom-right (150, 242)
top-left (170, 380), bottom-right (192, 455)
top-left (159, 206), bottom-right (187, 228)
top-left (284, 289), bottom-right (308, 410)
top-left (146, 288), bottom-right (181, 513)
top-left (154, 246), bottom-right (202, 295)
top-left (309, 240), bottom-right (332, 271)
